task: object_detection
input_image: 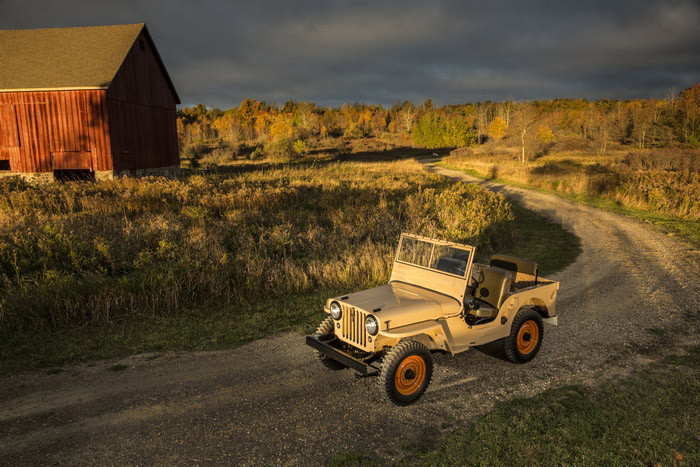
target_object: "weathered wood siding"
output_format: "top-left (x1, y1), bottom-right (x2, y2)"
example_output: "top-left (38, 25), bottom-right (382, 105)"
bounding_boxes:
top-left (0, 90), bottom-right (111, 172)
top-left (106, 30), bottom-right (179, 171)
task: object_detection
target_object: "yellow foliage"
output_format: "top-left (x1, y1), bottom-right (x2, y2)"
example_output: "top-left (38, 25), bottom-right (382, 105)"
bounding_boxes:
top-left (488, 117), bottom-right (507, 140)
top-left (269, 115), bottom-right (294, 140)
top-left (361, 109), bottom-right (372, 126)
top-left (213, 113), bottom-right (240, 141)
top-left (537, 125), bottom-right (554, 143)
top-left (254, 112), bottom-right (272, 138)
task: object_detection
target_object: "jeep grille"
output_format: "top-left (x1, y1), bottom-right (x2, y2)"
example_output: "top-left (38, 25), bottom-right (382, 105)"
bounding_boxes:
top-left (340, 304), bottom-right (367, 348)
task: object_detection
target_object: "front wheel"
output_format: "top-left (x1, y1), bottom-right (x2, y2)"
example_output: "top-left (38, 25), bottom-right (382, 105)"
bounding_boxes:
top-left (314, 317), bottom-right (347, 370)
top-left (378, 340), bottom-right (433, 405)
top-left (503, 308), bottom-right (543, 363)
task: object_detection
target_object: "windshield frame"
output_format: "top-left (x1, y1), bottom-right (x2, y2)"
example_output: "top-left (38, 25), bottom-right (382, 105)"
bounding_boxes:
top-left (394, 234), bottom-right (472, 279)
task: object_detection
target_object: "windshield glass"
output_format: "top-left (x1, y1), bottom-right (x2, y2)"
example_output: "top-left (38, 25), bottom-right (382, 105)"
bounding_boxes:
top-left (396, 237), bottom-right (471, 277)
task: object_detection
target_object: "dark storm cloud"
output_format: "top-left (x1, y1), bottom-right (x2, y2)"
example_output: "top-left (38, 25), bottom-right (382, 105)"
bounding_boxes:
top-left (1, 0), bottom-right (699, 107)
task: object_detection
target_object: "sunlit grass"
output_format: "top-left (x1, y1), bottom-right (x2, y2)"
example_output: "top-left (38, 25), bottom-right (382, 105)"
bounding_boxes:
top-left (411, 348), bottom-right (700, 466)
top-left (0, 158), bottom-right (579, 373)
top-left (441, 147), bottom-right (700, 246)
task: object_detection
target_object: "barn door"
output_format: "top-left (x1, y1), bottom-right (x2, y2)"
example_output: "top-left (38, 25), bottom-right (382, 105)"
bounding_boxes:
top-left (49, 96), bottom-right (93, 170)
top-left (0, 104), bottom-right (21, 172)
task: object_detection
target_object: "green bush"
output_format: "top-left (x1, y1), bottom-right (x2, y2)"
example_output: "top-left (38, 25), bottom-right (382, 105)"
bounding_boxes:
top-left (343, 124), bottom-right (364, 139)
top-left (412, 113), bottom-right (475, 148)
top-left (264, 137), bottom-right (294, 159)
top-left (689, 132), bottom-right (700, 148)
top-left (183, 140), bottom-right (207, 167)
top-left (293, 140), bottom-right (307, 155)
top-left (249, 146), bottom-right (266, 160)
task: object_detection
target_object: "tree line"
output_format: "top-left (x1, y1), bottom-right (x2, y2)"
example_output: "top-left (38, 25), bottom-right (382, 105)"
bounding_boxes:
top-left (177, 84), bottom-right (700, 161)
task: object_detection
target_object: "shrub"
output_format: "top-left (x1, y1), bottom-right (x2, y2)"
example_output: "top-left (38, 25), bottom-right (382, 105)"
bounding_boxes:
top-left (182, 140), bottom-right (207, 168)
top-left (412, 113), bottom-right (475, 148)
top-left (343, 124), bottom-right (364, 139)
top-left (264, 137), bottom-right (294, 160)
top-left (293, 140), bottom-right (307, 155)
top-left (537, 125), bottom-right (554, 143)
top-left (249, 146), bottom-right (266, 160)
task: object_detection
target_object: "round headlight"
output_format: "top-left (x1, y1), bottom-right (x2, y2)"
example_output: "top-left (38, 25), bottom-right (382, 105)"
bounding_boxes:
top-left (330, 301), bottom-right (342, 320)
top-left (365, 315), bottom-right (378, 336)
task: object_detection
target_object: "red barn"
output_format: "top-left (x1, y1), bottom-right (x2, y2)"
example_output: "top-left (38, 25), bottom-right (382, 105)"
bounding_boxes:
top-left (0, 23), bottom-right (180, 181)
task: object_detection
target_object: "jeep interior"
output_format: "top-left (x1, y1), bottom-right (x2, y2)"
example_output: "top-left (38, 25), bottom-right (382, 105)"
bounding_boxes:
top-left (489, 254), bottom-right (539, 289)
top-left (466, 266), bottom-right (513, 325)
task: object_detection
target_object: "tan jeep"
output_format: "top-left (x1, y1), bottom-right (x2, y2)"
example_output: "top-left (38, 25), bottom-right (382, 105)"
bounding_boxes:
top-left (306, 233), bottom-right (559, 405)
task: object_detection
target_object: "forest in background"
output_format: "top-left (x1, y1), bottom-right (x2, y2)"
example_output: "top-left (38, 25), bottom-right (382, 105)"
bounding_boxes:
top-left (176, 85), bottom-right (700, 232)
top-left (177, 84), bottom-right (700, 164)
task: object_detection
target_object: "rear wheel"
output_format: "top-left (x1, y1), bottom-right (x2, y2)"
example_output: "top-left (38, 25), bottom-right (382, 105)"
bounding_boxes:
top-left (503, 308), bottom-right (543, 363)
top-left (379, 340), bottom-right (433, 405)
top-left (314, 317), bottom-right (347, 370)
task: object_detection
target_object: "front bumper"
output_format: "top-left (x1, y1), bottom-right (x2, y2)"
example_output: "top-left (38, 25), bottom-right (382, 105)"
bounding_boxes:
top-left (306, 335), bottom-right (379, 376)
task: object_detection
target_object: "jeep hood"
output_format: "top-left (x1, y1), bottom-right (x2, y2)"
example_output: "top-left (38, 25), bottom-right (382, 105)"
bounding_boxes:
top-left (336, 281), bottom-right (461, 329)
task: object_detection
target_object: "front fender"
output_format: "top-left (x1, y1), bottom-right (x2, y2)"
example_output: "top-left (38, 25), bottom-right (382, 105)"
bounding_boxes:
top-left (379, 320), bottom-right (447, 351)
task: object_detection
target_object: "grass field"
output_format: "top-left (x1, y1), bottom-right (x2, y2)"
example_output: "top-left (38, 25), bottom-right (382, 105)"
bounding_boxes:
top-left (0, 158), bottom-right (580, 374)
top-left (441, 146), bottom-right (700, 247)
top-left (331, 342), bottom-right (700, 466)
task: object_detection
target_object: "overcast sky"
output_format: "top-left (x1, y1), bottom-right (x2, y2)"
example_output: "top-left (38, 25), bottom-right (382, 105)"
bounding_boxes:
top-left (1, 0), bottom-right (699, 108)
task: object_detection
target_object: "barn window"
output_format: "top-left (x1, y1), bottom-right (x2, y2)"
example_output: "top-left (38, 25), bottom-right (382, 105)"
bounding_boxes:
top-left (0, 160), bottom-right (10, 171)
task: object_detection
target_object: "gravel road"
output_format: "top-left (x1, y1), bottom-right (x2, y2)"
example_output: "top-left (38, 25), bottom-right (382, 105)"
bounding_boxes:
top-left (1, 162), bottom-right (699, 465)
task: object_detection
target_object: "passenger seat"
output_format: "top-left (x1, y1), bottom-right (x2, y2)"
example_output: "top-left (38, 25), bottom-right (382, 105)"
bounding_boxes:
top-left (490, 254), bottom-right (538, 289)
top-left (469, 267), bottom-right (513, 319)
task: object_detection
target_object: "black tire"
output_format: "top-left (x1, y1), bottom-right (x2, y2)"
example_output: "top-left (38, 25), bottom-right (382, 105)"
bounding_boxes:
top-left (503, 307), bottom-right (544, 363)
top-left (378, 340), bottom-right (433, 405)
top-left (314, 317), bottom-right (347, 370)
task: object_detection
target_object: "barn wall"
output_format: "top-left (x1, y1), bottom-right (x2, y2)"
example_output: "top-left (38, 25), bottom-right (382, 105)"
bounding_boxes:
top-left (0, 90), bottom-right (112, 173)
top-left (106, 30), bottom-right (179, 171)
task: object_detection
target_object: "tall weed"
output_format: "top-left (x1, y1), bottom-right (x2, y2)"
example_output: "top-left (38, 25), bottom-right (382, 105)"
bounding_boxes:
top-left (0, 160), bottom-right (513, 334)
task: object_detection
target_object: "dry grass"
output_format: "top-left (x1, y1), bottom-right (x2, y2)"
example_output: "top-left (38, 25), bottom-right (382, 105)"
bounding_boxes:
top-left (0, 159), bottom-right (514, 335)
top-left (445, 147), bottom-right (700, 221)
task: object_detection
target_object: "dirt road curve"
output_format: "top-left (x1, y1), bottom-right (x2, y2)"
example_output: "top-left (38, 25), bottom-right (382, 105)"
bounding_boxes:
top-left (1, 162), bottom-right (699, 465)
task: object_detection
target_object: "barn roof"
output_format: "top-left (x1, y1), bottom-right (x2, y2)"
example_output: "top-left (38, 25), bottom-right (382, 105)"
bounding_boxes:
top-left (0, 23), bottom-right (179, 102)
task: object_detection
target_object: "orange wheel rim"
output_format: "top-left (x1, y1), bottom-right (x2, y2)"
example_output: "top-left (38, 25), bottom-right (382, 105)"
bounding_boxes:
top-left (394, 355), bottom-right (426, 395)
top-left (516, 320), bottom-right (539, 354)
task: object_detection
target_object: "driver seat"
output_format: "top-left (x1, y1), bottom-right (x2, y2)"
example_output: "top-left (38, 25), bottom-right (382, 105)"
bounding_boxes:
top-left (469, 267), bottom-right (513, 319)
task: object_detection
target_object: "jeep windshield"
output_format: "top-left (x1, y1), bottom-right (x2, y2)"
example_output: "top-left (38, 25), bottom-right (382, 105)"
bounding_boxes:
top-left (396, 236), bottom-right (471, 278)
top-left (390, 234), bottom-right (474, 304)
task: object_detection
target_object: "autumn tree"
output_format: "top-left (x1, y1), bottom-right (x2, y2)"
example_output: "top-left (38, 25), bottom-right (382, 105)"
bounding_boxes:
top-left (488, 116), bottom-right (507, 141)
top-left (679, 84), bottom-right (700, 144)
top-left (213, 111), bottom-right (242, 144)
top-left (592, 105), bottom-right (614, 155)
top-left (269, 114), bottom-right (294, 140)
top-left (512, 102), bottom-right (537, 163)
top-left (537, 124), bottom-right (553, 143)
top-left (398, 102), bottom-right (418, 132)
top-left (497, 100), bottom-right (514, 126)
top-left (240, 99), bottom-right (261, 140)
top-left (628, 100), bottom-right (655, 149)
top-left (294, 102), bottom-right (318, 137)
top-left (474, 102), bottom-right (490, 144)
